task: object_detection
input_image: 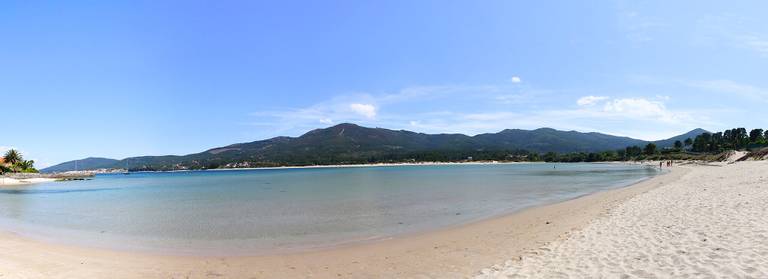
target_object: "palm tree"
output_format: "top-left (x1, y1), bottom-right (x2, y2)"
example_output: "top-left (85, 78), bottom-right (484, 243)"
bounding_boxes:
top-left (18, 160), bottom-right (35, 171)
top-left (3, 149), bottom-right (22, 165)
top-left (0, 165), bottom-right (10, 174)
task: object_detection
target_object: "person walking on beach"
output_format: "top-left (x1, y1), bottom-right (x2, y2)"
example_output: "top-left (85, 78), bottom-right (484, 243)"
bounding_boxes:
top-left (659, 162), bottom-right (663, 169)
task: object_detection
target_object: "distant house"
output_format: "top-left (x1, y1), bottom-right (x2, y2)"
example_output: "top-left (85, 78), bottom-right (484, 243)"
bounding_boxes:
top-left (0, 157), bottom-right (5, 165)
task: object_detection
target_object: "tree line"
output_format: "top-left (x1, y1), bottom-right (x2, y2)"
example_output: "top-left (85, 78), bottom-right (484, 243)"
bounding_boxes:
top-left (543, 127), bottom-right (767, 163)
top-left (689, 128), bottom-right (767, 153)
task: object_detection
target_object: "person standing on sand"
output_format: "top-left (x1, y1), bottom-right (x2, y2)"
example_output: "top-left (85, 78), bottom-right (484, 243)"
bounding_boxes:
top-left (659, 162), bottom-right (663, 169)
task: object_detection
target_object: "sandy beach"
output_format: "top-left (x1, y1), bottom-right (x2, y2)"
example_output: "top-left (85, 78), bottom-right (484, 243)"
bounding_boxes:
top-left (0, 161), bottom-right (765, 278)
top-left (478, 160), bottom-right (768, 278)
top-left (0, 177), bottom-right (56, 186)
top-left (6, 0), bottom-right (766, 277)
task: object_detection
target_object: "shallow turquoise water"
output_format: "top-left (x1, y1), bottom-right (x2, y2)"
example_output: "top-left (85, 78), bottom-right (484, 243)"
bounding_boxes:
top-left (0, 163), bottom-right (658, 255)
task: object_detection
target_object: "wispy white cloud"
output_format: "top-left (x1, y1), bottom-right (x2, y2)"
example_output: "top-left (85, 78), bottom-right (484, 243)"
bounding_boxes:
top-left (738, 34), bottom-right (768, 56)
top-left (576, 96), bottom-right (609, 106)
top-left (617, 8), bottom-right (768, 58)
top-left (602, 98), bottom-right (680, 123)
top-left (495, 94), bottom-right (531, 104)
top-left (628, 75), bottom-right (768, 103)
top-left (246, 81), bottom-right (524, 134)
top-left (376, 84), bottom-right (502, 104)
top-left (576, 95), bottom-right (694, 125)
top-left (692, 14), bottom-right (768, 58)
top-left (249, 106), bottom-right (367, 136)
top-left (245, 79), bottom-right (714, 141)
top-left (349, 103), bottom-right (377, 119)
top-left (686, 79), bottom-right (768, 102)
top-left (385, 100), bottom-right (708, 141)
top-left (510, 76), bottom-right (522, 83)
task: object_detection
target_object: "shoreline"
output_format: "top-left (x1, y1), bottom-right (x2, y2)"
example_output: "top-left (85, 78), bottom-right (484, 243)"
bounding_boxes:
top-left (0, 163), bottom-right (683, 278)
top-left (0, 162), bottom-right (660, 258)
top-left (1, 172), bottom-right (95, 186)
top-left (131, 160), bottom-right (531, 173)
top-left (81, 160), bottom-right (660, 174)
top-left (479, 160), bottom-right (768, 277)
top-left (0, 177), bottom-right (57, 186)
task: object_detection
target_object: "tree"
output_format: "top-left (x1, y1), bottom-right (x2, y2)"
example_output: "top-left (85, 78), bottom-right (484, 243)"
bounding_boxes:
top-left (528, 153), bottom-right (541, 161)
top-left (692, 133), bottom-right (711, 152)
top-left (3, 149), bottom-right (22, 166)
top-left (684, 138), bottom-right (693, 147)
top-left (711, 132), bottom-right (724, 152)
top-left (643, 143), bottom-right (657, 155)
top-left (543, 152), bottom-right (558, 162)
top-left (732, 128), bottom-right (748, 148)
top-left (674, 140), bottom-right (683, 150)
top-left (723, 129), bottom-right (733, 148)
top-left (601, 150), bottom-right (618, 161)
top-left (625, 145), bottom-right (642, 157)
top-left (617, 149), bottom-right (627, 160)
top-left (749, 129), bottom-right (765, 143)
top-left (18, 160), bottom-right (34, 170)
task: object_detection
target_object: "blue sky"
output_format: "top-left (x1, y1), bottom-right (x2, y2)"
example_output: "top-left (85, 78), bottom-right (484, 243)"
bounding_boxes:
top-left (2, 1), bottom-right (768, 167)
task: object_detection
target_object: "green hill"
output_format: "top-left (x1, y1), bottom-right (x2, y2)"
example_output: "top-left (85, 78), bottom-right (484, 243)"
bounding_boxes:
top-left (42, 124), bottom-right (707, 172)
top-left (40, 157), bottom-right (119, 173)
top-left (652, 128), bottom-right (708, 148)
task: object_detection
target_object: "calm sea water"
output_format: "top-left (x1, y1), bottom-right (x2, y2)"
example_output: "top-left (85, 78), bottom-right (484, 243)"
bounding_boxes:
top-left (0, 163), bottom-right (658, 255)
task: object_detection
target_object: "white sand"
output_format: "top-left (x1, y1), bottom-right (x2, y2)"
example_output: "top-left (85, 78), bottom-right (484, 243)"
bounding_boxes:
top-left (478, 161), bottom-right (768, 278)
top-left (0, 177), bottom-right (56, 186)
top-left (725, 150), bottom-right (749, 163)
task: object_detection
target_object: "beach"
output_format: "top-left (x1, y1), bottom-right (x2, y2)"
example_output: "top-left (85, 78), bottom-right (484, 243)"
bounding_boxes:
top-left (5, 0), bottom-right (765, 277)
top-left (479, 160), bottom-right (768, 278)
top-left (0, 161), bottom-right (765, 278)
top-left (0, 177), bottom-right (56, 186)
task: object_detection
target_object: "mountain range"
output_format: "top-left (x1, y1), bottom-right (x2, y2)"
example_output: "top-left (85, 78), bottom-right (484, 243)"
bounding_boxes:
top-left (41, 124), bottom-right (708, 173)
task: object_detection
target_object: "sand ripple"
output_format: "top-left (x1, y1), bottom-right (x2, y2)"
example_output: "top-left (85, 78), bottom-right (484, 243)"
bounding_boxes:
top-left (478, 161), bottom-right (768, 278)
